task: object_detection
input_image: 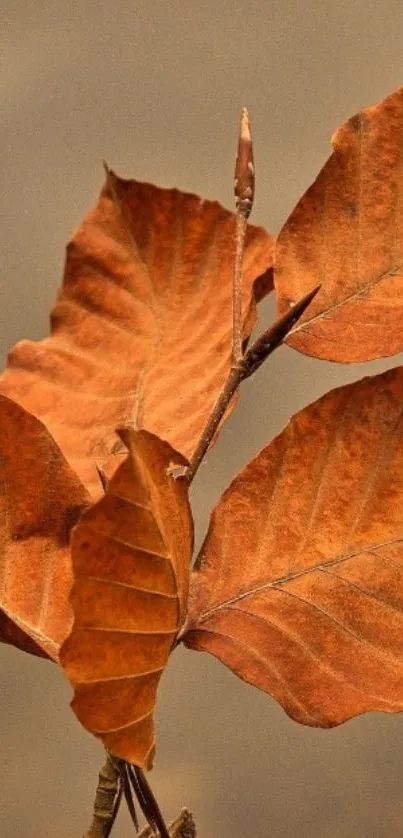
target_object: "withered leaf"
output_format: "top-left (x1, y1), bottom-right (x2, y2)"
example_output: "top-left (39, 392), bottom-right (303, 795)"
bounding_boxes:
top-left (0, 176), bottom-right (273, 498)
top-left (184, 367), bottom-right (403, 726)
top-left (275, 85), bottom-right (403, 362)
top-left (0, 396), bottom-right (89, 660)
top-left (60, 429), bottom-right (193, 768)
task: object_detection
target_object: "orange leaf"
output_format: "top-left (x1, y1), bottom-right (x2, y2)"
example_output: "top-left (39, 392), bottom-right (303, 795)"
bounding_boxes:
top-left (0, 396), bottom-right (89, 660)
top-left (275, 85), bottom-right (403, 362)
top-left (0, 175), bottom-right (273, 498)
top-left (184, 367), bottom-right (403, 727)
top-left (60, 429), bottom-right (193, 768)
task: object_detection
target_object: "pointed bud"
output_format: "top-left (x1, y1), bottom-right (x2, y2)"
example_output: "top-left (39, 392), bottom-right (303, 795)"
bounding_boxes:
top-left (234, 108), bottom-right (255, 219)
top-left (241, 285), bottom-right (321, 380)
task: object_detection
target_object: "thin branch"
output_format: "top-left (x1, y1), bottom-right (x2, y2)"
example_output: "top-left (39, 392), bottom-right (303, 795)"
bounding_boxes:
top-left (232, 213), bottom-right (248, 363)
top-left (82, 756), bottom-right (194, 838)
top-left (105, 784), bottom-right (123, 838)
top-left (117, 761), bottom-right (139, 833)
top-left (232, 108), bottom-right (255, 363)
top-left (185, 364), bottom-right (241, 482)
top-left (128, 764), bottom-right (170, 838)
top-left (185, 285), bottom-right (320, 483)
top-left (83, 753), bottom-right (122, 838)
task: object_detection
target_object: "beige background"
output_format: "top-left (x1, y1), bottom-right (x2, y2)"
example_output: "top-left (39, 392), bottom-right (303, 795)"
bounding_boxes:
top-left (2, 1), bottom-right (403, 836)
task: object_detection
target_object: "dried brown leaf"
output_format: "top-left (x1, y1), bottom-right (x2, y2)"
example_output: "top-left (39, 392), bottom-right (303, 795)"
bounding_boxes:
top-left (184, 367), bottom-right (403, 726)
top-left (0, 396), bottom-right (89, 659)
top-left (275, 85), bottom-right (403, 362)
top-left (0, 176), bottom-right (273, 498)
top-left (60, 429), bottom-right (193, 767)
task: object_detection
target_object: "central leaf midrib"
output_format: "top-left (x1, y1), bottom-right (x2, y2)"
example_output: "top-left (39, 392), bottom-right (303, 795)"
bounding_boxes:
top-left (198, 534), bottom-right (403, 619)
top-left (289, 262), bottom-right (403, 335)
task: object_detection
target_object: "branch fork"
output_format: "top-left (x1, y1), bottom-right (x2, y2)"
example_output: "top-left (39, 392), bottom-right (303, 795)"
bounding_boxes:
top-left (184, 108), bottom-right (319, 484)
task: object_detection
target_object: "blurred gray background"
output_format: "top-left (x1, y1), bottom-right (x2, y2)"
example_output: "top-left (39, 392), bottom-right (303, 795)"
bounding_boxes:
top-left (2, 1), bottom-right (403, 836)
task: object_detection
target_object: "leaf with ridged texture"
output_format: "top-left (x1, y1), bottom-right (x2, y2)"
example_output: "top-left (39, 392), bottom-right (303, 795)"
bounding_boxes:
top-left (275, 85), bottom-right (403, 362)
top-left (0, 396), bottom-right (89, 660)
top-left (0, 175), bottom-right (273, 498)
top-left (60, 429), bottom-right (193, 768)
top-left (184, 367), bottom-right (403, 727)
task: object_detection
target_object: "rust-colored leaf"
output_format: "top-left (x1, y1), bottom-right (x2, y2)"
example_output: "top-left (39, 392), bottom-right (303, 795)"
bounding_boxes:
top-left (275, 85), bottom-right (403, 362)
top-left (0, 396), bottom-right (89, 660)
top-left (0, 176), bottom-right (273, 498)
top-left (60, 429), bottom-right (193, 768)
top-left (184, 367), bottom-right (403, 726)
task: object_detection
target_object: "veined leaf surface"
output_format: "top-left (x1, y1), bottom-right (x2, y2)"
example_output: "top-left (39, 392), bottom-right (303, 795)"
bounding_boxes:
top-left (276, 86), bottom-right (403, 362)
top-left (61, 429), bottom-right (193, 767)
top-left (0, 176), bottom-right (273, 497)
top-left (0, 396), bottom-right (89, 659)
top-left (184, 368), bottom-right (403, 726)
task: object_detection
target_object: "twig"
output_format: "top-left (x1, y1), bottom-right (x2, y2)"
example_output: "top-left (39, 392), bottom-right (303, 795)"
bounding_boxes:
top-left (82, 755), bottom-right (195, 838)
top-left (185, 364), bottom-right (241, 482)
top-left (183, 110), bottom-right (319, 483)
top-left (128, 764), bottom-right (170, 838)
top-left (115, 760), bottom-right (139, 833)
top-left (83, 753), bottom-right (122, 838)
top-left (232, 108), bottom-right (255, 363)
top-left (107, 784), bottom-right (123, 838)
top-left (232, 213), bottom-right (248, 364)
top-left (185, 285), bottom-right (320, 483)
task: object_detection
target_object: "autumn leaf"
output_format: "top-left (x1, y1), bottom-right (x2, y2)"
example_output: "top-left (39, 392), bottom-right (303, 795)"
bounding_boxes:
top-left (60, 429), bottom-right (193, 768)
top-left (275, 85), bottom-right (403, 362)
top-left (184, 367), bottom-right (403, 726)
top-left (0, 175), bottom-right (273, 498)
top-left (0, 396), bottom-right (89, 660)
